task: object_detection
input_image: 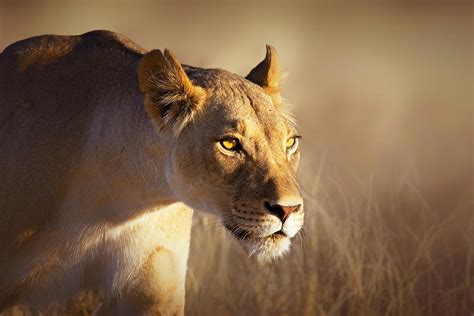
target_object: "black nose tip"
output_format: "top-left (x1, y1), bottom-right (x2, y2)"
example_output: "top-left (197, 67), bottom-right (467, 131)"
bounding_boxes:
top-left (264, 201), bottom-right (301, 223)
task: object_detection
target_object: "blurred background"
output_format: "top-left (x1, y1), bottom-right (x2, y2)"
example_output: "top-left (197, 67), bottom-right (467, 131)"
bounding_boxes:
top-left (1, 1), bottom-right (472, 315)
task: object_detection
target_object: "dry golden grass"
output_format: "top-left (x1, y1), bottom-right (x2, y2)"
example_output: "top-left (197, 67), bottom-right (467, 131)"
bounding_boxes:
top-left (185, 169), bottom-right (473, 316)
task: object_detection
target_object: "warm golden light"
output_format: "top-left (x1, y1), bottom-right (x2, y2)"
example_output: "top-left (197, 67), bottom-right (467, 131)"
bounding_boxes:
top-left (0, 1), bottom-right (471, 315)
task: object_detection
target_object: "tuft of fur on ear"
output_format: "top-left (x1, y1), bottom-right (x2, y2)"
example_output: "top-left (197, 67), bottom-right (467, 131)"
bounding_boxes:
top-left (246, 45), bottom-right (285, 107)
top-left (138, 49), bottom-right (206, 135)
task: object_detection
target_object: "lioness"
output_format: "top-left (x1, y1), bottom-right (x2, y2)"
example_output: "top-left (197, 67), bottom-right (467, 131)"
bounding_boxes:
top-left (0, 31), bottom-right (304, 315)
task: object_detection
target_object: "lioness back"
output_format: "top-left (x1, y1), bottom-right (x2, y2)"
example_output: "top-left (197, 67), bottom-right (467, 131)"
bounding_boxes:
top-left (0, 30), bottom-right (144, 229)
top-left (0, 31), bottom-right (150, 304)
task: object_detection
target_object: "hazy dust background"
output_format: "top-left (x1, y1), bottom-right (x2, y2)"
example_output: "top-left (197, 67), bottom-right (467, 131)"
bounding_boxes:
top-left (0, 1), bottom-right (472, 315)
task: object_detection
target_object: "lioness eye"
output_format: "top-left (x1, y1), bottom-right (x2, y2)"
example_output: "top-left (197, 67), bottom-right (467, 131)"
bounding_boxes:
top-left (220, 138), bottom-right (239, 151)
top-left (286, 137), bottom-right (297, 149)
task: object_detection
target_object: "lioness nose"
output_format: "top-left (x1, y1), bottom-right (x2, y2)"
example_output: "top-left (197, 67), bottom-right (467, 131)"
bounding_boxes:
top-left (264, 201), bottom-right (301, 223)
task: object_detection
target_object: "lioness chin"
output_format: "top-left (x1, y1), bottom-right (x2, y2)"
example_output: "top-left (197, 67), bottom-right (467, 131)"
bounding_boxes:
top-left (0, 30), bottom-right (303, 315)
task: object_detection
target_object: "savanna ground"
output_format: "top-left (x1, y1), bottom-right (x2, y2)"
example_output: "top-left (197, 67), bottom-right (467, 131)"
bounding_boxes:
top-left (1, 2), bottom-right (472, 315)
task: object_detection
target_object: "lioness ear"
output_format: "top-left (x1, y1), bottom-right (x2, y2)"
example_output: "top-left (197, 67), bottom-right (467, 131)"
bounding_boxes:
top-left (138, 49), bottom-right (206, 135)
top-left (246, 45), bottom-right (283, 106)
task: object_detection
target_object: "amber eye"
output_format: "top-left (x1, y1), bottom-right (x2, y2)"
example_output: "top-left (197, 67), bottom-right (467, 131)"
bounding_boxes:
top-left (220, 138), bottom-right (239, 151)
top-left (286, 137), bottom-right (297, 149)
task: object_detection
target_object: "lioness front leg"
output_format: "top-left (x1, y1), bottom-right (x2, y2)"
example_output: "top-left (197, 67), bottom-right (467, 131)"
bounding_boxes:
top-left (100, 247), bottom-right (186, 316)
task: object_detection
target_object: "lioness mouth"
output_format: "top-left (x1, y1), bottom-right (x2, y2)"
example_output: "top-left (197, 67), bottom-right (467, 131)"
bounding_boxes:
top-left (229, 226), bottom-right (287, 241)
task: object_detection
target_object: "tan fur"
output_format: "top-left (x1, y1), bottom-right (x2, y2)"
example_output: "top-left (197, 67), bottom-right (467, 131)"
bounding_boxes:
top-left (0, 30), bottom-right (304, 314)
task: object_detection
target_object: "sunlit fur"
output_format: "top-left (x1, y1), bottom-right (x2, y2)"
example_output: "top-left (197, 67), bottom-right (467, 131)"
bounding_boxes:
top-left (0, 30), bottom-right (303, 313)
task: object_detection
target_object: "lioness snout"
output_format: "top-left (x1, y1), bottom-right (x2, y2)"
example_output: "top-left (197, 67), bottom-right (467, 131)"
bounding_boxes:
top-left (264, 201), bottom-right (302, 223)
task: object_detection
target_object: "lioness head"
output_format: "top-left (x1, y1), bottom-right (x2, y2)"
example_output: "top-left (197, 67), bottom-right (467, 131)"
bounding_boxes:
top-left (138, 46), bottom-right (303, 262)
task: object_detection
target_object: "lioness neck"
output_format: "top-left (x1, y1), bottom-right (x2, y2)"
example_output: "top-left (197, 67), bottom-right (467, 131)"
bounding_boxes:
top-left (76, 88), bottom-right (178, 224)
